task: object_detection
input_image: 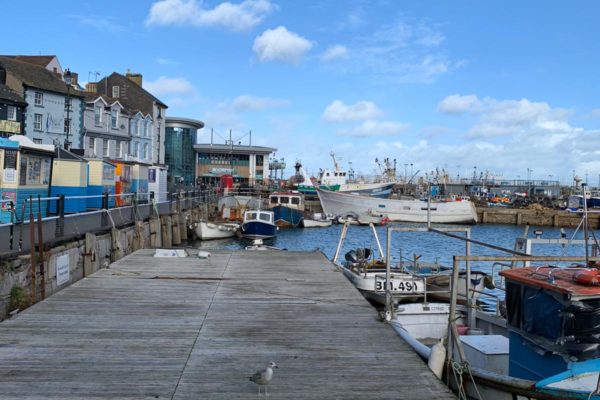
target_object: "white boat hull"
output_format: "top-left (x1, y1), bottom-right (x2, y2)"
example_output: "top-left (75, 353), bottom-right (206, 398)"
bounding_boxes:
top-left (341, 265), bottom-right (426, 305)
top-left (194, 221), bottom-right (239, 240)
top-left (302, 218), bottom-right (332, 228)
top-left (317, 188), bottom-right (478, 224)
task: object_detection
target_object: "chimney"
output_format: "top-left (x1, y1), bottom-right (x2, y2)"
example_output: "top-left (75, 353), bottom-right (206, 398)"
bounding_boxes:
top-left (70, 72), bottom-right (79, 86)
top-left (125, 69), bottom-right (142, 86)
top-left (85, 82), bottom-right (98, 93)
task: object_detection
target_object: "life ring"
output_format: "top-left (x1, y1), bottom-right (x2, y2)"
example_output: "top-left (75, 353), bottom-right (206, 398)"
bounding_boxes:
top-left (573, 269), bottom-right (600, 286)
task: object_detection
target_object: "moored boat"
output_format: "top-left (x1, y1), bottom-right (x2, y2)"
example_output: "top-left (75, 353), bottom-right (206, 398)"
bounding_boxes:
top-left (384, 222), bottom-right (600, 400)
top-left (240, 210), bottom-right (277, 240)
top-left (301, 213), bottom-right (332, 228)
top-left (317, 187), bottom-right (477, 224)
top-left (193, 220), bottom-right (239, 240)
top-left (268, 191), bottom-right (304, 228)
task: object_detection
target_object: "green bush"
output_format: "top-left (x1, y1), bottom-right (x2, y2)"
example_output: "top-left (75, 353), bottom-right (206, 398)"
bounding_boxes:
top-left (8, 285), bottom-right (31, 312)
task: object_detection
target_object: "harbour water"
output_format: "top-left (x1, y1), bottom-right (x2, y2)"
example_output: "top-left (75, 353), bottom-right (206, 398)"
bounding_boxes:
top-left (193, 222), bottom-right (593, 264)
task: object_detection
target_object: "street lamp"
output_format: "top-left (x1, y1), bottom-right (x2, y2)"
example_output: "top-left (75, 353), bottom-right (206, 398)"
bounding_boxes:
top-left (63, 69), bottom-right (72, 150)
top-left (156, 108), bottom-right (162, 164)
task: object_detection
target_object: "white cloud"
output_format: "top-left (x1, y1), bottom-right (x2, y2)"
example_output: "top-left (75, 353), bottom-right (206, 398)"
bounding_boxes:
top-left (253, 26), bottom-right (312, 64)
top-left (327, 18), bottom-right (453, 84)
top-left (322, 100), bottom-right (384, 122)
top-left (146, 0), bottom-right (276, 32)
top-left (143, 76), bottom-right (194, 97)
top-left (232, 94), bottom-right (290, 112)
top-left (337, 120), bottom-right (409, 137)
top-left (154, 57), bottom-right (181, 66)
top-left (438, 94), bottom-right (479, 113)
top-left (320, 45), bottom-right (348, 62)
top-left (70, 14), bottom-right (125, 32)
top-left (202, 93), bottom-right (291, 132)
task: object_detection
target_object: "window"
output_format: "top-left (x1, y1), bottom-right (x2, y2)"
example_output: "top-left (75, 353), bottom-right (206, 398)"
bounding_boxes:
top-left (94, 105), bottom-right (102, 125)
top-left (111, 109), bottom-right (118, 129)
top-left (34, 92), bottom-right (43, 106)
top-left (33, 139), bottom-right (42, 144)
top-left (132, 119), bottom-right (138, 136)
top-left (7, 106), bottom-right (16, 121)
top-left (138, 119), bottom-right (142, 136)
top-left (146, 120), bottom-right (151, 137)
top-left (64, 97), bottom-right (71, 111)
top-left (64, 118), bottom-right (71, 134)
top-left (34, 114), bottom-right (43, 131)
top-left (103, 139), bottom-right (109, 157)
top-left (143, 143), bottom-right (148, 159)
top-left (112, 86), bottom-right (120, 98)
top-left (116, 141), bottom-right (122, 158)
top-left (132, 142), bottom-right (138, 157)
top-left (89, 137), bottom-right (95, 152)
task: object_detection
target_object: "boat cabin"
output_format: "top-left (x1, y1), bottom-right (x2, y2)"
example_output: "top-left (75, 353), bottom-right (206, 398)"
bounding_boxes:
top-left (269, 191), bottom-right (304, 210)
top-left (499, 266), bottom-right (600, 380)
top-left (244, 210), bottom-right (274, 225)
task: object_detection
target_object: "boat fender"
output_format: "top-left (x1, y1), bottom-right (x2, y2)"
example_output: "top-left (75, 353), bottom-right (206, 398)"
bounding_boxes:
top-left (428, 339), bottom-right (446, 379)
top-left (573, 269), bottom-right (600, 286)
top-left (197, 251), bottom-right (211, 259)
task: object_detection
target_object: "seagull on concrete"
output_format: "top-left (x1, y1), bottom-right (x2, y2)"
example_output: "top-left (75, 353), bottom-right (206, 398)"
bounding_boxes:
top-left (249, 361), bottom-right (278, 396)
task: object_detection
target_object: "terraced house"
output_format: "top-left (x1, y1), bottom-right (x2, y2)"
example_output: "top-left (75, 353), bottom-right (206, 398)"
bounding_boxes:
top-left (0, 55), bottom-right (84, 149)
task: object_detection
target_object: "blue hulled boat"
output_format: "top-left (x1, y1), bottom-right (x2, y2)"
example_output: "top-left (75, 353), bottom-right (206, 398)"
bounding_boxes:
top-left (268, 191), bottom-right (304, 228)
top-left (240, 210), bottom-right (277, 240)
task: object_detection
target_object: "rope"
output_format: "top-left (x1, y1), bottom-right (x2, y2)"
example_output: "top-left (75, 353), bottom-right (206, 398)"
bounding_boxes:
top-left (451, 360), bottom-right (483, 400)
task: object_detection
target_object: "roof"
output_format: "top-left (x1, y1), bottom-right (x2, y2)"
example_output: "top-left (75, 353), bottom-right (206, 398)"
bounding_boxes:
top-left (500, 266), bottom-right (600, 300)
top-left (0, 57), bottom-right (82, 97)
top-left (2, 55), bottom-right (55, 68)
top-left (166, 117), bottom-right (205, 129)
top-left (0, 84), bottom-right (26, 105)
top-left (96, 72), bottom-right (167, 115)
top-left (194, 143), bottom-right (276, 155)
top-left (55, 147), bottom-right (86, 161)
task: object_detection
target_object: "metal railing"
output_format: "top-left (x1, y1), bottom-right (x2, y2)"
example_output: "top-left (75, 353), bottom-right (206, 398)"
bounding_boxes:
top-left (0, 189), bottom-right (218, 256)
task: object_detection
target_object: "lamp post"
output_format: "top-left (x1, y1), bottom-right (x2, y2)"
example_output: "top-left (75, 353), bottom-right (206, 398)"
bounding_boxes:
top-left (527, 168), bottom-right (533, 196)
top-left (63, 69), bottom-right (72, 150)
top-left (156, 109), bottom-right (162, 165)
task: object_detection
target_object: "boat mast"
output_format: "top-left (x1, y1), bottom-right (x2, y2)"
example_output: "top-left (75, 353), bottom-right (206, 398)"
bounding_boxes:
top-left (330, 151), bottom-right (339, 172)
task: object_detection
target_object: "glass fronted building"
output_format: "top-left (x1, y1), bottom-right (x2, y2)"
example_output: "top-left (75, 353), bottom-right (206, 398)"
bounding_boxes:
top-left (164, 117), bottom-right (204, 187)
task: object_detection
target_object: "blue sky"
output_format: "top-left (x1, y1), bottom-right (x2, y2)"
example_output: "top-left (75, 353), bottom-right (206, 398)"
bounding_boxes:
top-left (5, 1), bottom-right (600, 184)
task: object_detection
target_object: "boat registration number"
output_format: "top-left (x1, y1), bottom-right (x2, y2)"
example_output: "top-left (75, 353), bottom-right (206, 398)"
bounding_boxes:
top-left (375, 280), bottom-right (421, 292)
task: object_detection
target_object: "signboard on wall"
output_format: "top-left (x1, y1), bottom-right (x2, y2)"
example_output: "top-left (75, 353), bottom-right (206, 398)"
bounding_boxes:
top-left (0, 120), bottom-right (21, 134)
top-left (56, 254), bottom-right (70, 286)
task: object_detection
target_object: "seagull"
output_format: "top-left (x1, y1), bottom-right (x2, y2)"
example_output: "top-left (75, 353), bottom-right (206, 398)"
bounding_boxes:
top-left (249, 361), bottom-right (278, 396)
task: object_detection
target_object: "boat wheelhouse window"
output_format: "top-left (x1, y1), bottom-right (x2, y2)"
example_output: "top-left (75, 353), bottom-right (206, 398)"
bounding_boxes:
top-left (259, 213), bottom-right (271, 222)
top-left (270, 196), bottom-right (278, 204)
top-left (248, 212), bottom-right (257, 220)
top-left (280, 197), bottom-right (289, 204)
top-left (342, 172), bottom-right (346, 176)
top-left (291, 197), bottom-right (300, 205)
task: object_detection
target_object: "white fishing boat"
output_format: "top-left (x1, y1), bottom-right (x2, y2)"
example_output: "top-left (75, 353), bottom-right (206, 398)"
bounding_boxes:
top-left (317, 187), bottom-right (477, 224)
top-left (333, 222), bottom-right (426, 307)
top-left (301, 213), bottom-right (332, 228)
top-left (193, 220), bottom-right (239, 240)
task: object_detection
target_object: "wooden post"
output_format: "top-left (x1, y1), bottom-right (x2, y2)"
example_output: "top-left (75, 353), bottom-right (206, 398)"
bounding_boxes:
top-left (84, 233), bottom-right (97, 276)
top-left (111, 228), bottom-right (123, 262)
top-left (172, 214), bottom-right (181, 245)
top-left (482, 211), bottom-right (488, 224)
top-left (516, 212), bottom-right (522, 225)
top-left (179, 212), bottom-right (188, 241)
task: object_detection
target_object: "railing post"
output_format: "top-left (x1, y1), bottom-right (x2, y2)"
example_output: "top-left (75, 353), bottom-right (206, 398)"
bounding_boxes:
top-left (101, 192), bottom-right (109, 227)
top-left (55, 195), bottom-right (65, 237)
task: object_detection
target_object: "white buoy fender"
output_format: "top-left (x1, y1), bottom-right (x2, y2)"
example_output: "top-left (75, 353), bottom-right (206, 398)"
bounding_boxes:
top-left (197, 251), bottom-right (211, 259)
top-left (428, 339), bottom-right (446, 379)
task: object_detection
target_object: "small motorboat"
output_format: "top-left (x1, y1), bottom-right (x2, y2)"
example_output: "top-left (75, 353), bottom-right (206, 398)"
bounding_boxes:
top-left (239, 210), bottom-right (278, 240)
top-left (302, 213), bottom-right (332, 228)
top-left (193, 220), bottom-right (240, 240)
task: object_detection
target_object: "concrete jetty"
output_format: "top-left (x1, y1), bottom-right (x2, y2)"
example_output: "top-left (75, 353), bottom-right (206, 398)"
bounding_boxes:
top-left (0, 249), bottom-right (455, 399)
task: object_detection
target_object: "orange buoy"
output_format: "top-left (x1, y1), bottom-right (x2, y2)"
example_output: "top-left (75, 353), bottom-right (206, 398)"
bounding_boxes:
top-left (573, 269), bottom-right (600, 286)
